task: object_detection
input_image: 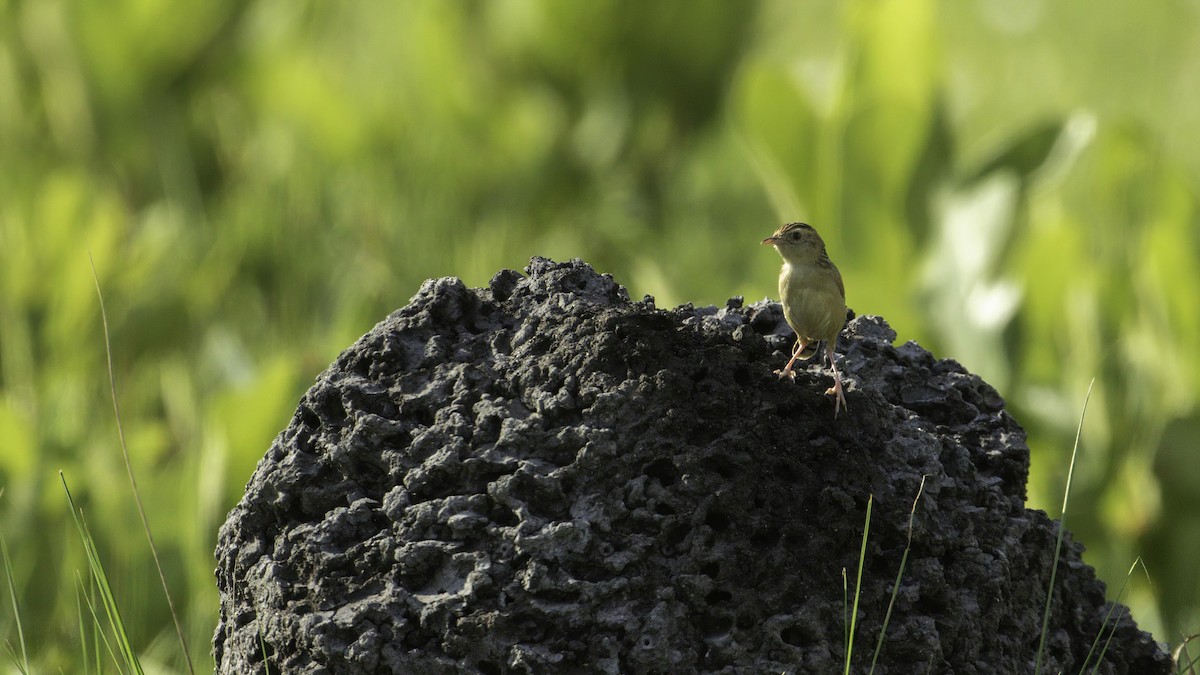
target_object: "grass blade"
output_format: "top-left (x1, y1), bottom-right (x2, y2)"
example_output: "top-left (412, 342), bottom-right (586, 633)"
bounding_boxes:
top-left (1036, 378), bottom-right (1095, 674)
top-left (842, 567), bottom-right (850, 665)
top-left (76, 571), bottom-right (123, 674)
top-left (1084, 558), bottom-right (1149, 673)
top-left (89, 254), bottom-right (196, 674)
top-left (1172, 633), bottom-right (1200, 674)
top-left (845, 494), bottom-right (873, 675)
top-left (1, 529), bottom-right (30, 674)
top-left (62, 472), bottom-right (144, 675)
top-left (870, 475), bottom-right (929, 674)
top-left (76, 577), bottom-right (91, 675)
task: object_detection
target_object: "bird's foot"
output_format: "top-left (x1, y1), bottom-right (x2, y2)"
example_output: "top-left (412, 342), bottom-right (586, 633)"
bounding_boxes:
top-left (774, 367), bottom-right (797, 381)
top-left (825, 380), bottom-right (848, 417)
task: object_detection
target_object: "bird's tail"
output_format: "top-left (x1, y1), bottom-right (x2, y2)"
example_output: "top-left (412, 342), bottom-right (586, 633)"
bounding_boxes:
top-left (791, 340), bottom-right (820, 360)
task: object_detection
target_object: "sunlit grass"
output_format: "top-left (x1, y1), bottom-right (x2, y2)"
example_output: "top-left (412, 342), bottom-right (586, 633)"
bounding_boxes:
top-left (1, 497), bottom-right (30, 675)
top-left (62, 473), bottom-right (143, 675)
top-left (0, 3), bottom-right (1197, 669)
top-left (1036, 379), bottom-right (1095, 674)
top-left (89, 255), bottom-right (195, 673)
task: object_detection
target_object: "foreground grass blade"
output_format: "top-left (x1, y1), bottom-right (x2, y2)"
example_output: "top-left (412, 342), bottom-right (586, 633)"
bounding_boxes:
top-left (76, 578), bottom-right (91, 675)
top-left (842, 567), bottom-right (850, 665)
top-left (89, 254), bottom-right (196, 674)
top-left (870, 475), bottom-right (929, 674)
top-left (1084, 558), bottom-right (1150, 673)
top-left (62, 473), bottom-right (144, 675)
top-left (1, 529), bottom-right (30, 674)
top-left (77, 571), bottom-right (123, 674)
top-left (1036, 379), bottom-right (1095, 674)
top-left (845, 494), bottom-right (874, 675)
top-left (1172, 633), bottom-right (1200, 674)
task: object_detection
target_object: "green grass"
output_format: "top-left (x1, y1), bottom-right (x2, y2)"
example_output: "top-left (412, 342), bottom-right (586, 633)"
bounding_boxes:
top-left (840, 478), bottom-right (928, 674)
top-left (62, 474), bottom-right (143, 675)
top-left (1036, 380), bottom-right (1095, 674)
top-left (844, 494), bottom-right (872, 674)
top-left (869, 475), bottom-right (928, 674)
top-left (2, 1), bottom-right (1199, 669)
top-left (90, 255), bottom-right (195, 674)
top-left (840, 382), bottom-right (1178, 674)
top-left (1, 507), bottom-right (30, 675)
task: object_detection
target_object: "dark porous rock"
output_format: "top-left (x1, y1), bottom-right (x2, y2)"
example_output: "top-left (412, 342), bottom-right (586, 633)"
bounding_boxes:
top-left (213, 257), bottom-right (1169, 674)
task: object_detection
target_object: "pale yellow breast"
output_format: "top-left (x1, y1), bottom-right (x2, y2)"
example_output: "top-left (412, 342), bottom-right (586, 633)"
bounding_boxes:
top-left (778, 262), bottom-right (846, 342)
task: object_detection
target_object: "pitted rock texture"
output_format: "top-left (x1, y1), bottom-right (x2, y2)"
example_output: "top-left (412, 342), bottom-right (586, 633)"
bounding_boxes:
top-left (214, 257), bottom-right (1169, 674)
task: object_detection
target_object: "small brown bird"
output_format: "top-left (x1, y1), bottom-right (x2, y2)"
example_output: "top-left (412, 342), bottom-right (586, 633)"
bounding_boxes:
top-left (762, 222), bottom-right (849, 416)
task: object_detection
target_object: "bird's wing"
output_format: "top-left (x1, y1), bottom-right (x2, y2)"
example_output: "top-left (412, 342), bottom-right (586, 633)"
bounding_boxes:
top-left (819, 254), bottom-right (845, 300)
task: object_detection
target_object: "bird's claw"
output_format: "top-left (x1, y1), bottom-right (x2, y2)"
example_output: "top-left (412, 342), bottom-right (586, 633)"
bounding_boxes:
top-left (825, 384), bottom-right (848, 417)
top-left (774, 368), bottom-right (797, 381)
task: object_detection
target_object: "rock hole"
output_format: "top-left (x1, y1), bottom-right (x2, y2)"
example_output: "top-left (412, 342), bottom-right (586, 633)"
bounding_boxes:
top-left (489, 500), bottom-right (518, 527)
top-left (298, 405), bottom-right (319, 429)
top-left (699, 561), bottom-right (720, 578)
top-left (702, 457), bottom-right (736, 479)
top-left (733, 364), bottom-right (752, 386)
top-left (780, 623), bottom-right (812, 648)
top-left (700, 613), bottom-right (733, 639)
top-left (705, 510), bottom-right (731, 532)
top-left (490, 332), bottom-right (512, 356)
top-left (664, 524), bottom-right (688, 547)
top-left (751, 527), bottom-right (781, 548)
top-left (705, 589), bottom-right (732, 605)
top-left (643, 458), bottom-right (680, 487)
top-left (654, 501), bottom-right (676, 516)
top-left (527, 335), bottom-right (552, 356)
top-left (477, 660), bottom-right (502, 675)
top-left (400, 628), bottom-right (434, 650)
top-left (563, 560), bottom-right (609, 583)
top-left (410, 406), bottom-right (435, 428)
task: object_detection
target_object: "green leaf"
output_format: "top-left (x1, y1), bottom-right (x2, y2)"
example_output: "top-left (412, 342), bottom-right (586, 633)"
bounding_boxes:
top-left (962, 121), bottom-right (1064, 185)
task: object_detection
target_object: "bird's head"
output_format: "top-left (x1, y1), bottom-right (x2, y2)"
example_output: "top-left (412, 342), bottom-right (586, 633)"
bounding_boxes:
top-left (761, 222), bottom-right (827, 262)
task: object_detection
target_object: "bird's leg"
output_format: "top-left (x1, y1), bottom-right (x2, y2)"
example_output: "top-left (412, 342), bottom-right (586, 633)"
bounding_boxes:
top-left (774, 338), bottom-right (808, 380)
top-left (824, 342), bottom-right (848, 417)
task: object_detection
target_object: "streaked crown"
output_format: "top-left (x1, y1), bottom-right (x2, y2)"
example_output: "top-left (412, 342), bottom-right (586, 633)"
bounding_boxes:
top-left (762, 222), bottom-right (827, 252)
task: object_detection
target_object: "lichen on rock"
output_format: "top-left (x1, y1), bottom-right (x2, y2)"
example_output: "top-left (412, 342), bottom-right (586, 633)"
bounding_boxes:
top-left (214, 257), bottom-right (1170, 674)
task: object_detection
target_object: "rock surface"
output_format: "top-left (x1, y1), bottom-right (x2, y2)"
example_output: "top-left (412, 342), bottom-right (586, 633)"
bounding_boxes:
top-left (213, 257), bottom-right (1170, 674)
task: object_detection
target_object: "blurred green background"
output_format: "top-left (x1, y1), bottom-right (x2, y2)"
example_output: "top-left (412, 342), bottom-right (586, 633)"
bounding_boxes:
top-left (2, 0), bottom-right (1199, 670)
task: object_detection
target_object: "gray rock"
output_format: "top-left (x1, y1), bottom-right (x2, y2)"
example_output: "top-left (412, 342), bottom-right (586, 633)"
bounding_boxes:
top-left (214, 257), bottom-right (1170, 674)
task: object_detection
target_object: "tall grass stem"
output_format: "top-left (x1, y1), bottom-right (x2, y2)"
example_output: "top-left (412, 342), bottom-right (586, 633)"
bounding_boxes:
top-left (89, 254), bottom-right (196, 674)
top-left (845, 494), bottom-right (873, 675)
top-left (1035, 378), bottom-right (1094, 674)
top-left (869, 475), bottom-right (929, 674)
top-left (1, 527), bottom-right (30, 674)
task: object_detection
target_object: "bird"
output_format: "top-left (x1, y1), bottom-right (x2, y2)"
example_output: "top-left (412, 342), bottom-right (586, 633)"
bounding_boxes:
top-left (761, 222), bottom-right (849, 416)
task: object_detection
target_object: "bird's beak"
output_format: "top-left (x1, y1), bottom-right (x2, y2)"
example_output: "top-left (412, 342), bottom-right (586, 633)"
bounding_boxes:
top-left (761, 236), bottom-right (779, 245)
